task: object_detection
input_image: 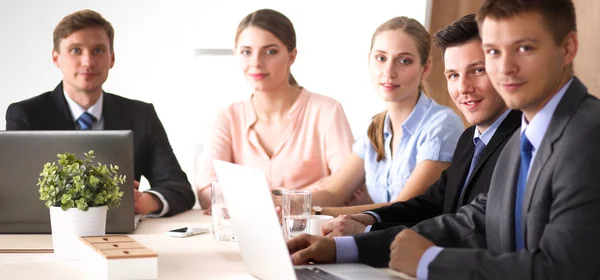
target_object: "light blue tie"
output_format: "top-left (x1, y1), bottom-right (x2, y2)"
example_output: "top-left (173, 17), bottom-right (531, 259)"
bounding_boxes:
top-left (459, 138), bottom-right (486, 200)
top-left (77, 112), bottom-right (96, 130)
top-left (515, 133), bottom-right (533, 250)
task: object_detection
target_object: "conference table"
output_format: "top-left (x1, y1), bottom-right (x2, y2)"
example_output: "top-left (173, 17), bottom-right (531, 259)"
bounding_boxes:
top-left (0, 209), bottom-right (413, 279)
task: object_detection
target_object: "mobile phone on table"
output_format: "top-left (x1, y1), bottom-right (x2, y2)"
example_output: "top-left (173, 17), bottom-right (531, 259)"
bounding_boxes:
top-left (164, 227), bottom-right (209, 238)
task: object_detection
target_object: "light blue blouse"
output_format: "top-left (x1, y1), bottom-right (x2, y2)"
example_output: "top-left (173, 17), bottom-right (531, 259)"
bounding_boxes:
top-left (353, 93), bottom-right (464, 203)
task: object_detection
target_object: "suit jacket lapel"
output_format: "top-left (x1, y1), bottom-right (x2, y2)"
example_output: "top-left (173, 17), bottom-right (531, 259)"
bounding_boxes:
top-left (446, 130), bottom-right (475, 211)
top-left (497, 131), bottom-right (521, 251)
top-left (102, 92), bottom-right (129, 130)
top-left (523, 78), bottom-right (588, 214)
top-left (51, 82), bottom-right (77, 129)
top-left (458, 110), bottom-right (522, 205)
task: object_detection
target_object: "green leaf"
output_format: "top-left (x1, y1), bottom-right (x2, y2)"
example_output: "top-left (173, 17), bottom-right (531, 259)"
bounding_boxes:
top-left (38, 150), bottom-right (124, 210)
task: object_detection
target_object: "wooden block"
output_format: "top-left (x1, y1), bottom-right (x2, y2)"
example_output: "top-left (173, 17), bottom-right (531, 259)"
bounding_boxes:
top-left (101, 248), bottom-right (158, 259)
top-left (80, 235), bottom-right (158, 279)
top-left (82, 236), bottom-right (135, 244)
top-left (94, 241), bottom-right (145, 250)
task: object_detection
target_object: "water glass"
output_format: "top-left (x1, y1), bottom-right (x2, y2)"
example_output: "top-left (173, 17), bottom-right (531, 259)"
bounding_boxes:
top-left (211, 181), bottom-right (236, 241)
top-left (282, 190), bottom-right (311, 239)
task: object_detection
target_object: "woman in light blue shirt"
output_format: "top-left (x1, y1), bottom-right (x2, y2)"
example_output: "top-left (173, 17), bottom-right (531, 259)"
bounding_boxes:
top-left (311, 16), bottom-right (463, 215)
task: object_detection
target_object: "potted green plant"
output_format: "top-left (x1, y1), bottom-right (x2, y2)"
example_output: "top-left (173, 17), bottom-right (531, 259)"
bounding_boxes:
top-left (37, 150), bottom-right (126, 259)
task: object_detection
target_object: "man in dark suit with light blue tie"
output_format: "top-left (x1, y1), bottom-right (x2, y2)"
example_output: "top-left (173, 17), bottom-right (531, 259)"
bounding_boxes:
top-left (5, 10), bottom-right (195, 217)
top-left (381, 0), bottom-right (600, 278)
top-left (287, 0), bottom-right (600, 279)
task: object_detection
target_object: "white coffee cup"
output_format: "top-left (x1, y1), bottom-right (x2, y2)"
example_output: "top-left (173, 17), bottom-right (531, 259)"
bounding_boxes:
top-left (308, 215), bottom-right (334, 236)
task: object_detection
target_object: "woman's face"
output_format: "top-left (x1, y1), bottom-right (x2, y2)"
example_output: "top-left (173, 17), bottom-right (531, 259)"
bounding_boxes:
top-left (369, 30), bottom-right (430, 103)
top-left (236, 26), bottom-right (296, 92)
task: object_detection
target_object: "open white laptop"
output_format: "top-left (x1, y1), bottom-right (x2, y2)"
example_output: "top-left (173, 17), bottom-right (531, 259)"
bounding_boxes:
top-left (213, 160), bottom-right (399, 280)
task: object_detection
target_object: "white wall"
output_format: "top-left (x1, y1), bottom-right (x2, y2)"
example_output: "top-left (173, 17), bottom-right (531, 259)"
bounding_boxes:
top-left (0, 0), bottom-right (428, 190)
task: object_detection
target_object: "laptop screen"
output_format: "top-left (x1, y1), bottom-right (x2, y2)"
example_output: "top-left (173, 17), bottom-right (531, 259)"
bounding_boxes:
top-left (0, 131), bottom-right (135, 233)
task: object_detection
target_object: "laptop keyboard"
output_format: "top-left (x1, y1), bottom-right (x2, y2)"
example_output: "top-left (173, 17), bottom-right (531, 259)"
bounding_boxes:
top-left (295, 268), bottom-right (344, 280)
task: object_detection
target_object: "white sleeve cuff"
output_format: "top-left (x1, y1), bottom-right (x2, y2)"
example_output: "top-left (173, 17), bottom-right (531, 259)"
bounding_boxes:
top-left (143, 190), bottom-right (170, 217)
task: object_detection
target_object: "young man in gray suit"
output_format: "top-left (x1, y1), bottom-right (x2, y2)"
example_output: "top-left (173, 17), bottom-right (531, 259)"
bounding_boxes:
top-left (288, 0), bottom-right (600, 279)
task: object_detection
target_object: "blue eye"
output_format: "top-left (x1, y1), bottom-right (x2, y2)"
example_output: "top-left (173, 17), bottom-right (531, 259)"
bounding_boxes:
top-left (473, 68), bottom-right (485, 75)
top-left (518, 45), bottom-right (533, 52)
top-left (93, 48), bottom-right (104, 54)
top-left (447, 73), bottom-right (459, 80)
top-left (70, 48), bottom-right (82, 54)
top-left (240, 50), bottom-right (250, 55)
top-left (486, 49), bottom-right (499, 56)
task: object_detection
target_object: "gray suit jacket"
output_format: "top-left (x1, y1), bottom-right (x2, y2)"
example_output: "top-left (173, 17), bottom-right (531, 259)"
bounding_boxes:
top-left (356, 77), bottom-right (600, 279)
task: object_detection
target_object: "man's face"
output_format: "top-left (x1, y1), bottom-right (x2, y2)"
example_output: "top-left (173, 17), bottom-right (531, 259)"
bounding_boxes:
top-left (445, 39), bottom-right (507, 131)
top-left (52, 27), bottom-right (114, 96)
top-left (481, 11), bottom-right (576, 121)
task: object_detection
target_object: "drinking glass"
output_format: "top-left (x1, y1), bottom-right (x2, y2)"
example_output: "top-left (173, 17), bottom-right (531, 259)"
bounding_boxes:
top-left (282, 190), bottom-right (311, 239)
top-left (211, 181), bottom-right (236, 241)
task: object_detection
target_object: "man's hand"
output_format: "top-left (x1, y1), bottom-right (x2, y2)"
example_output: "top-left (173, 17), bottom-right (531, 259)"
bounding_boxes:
top-left (389, 229), bottom-right (434, 277)
top-left (133, 180), bottom-right (142, 201)
top-left (322, 214), bottom-right (376, 237)
top-left (133, 180), bottom-right (162, 215)
top-left (287, 234), bottom-right (337, 265)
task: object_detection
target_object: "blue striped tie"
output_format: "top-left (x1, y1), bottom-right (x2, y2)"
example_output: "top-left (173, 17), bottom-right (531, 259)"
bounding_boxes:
top-left (77, 112), bottom-right (96, 130)
top-left (459, 137), bottom-right (486, 199)
top-left (515, 133), bottom-right (533, 250)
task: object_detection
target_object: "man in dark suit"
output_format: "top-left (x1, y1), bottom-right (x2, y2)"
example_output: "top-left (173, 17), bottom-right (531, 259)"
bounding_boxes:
top-left (5, 10), bottom-right (195, 217)
top-left (320, 14), bottom-right (520, 236)
top-left (287, 12), bottom-right (516, 258)
top-left (290, 0), bottom-right (600, 279)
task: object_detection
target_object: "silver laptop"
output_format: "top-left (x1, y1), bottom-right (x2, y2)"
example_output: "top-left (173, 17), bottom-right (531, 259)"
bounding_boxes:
top-left (0, 131), bottom-right (135, 233)
top-left (213, 160), bottom-right (398, 280)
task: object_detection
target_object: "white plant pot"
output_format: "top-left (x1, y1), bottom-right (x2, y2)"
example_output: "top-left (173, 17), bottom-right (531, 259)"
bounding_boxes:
top-left (50, 206), bottom-right (107, 259)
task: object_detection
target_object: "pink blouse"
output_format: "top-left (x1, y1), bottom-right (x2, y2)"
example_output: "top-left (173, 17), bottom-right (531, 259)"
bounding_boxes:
top-left (197, 88), bottom-right (355, 192)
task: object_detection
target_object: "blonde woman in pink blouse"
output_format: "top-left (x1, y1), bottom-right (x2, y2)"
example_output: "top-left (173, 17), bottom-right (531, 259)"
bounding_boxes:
top-left (196, 9), bottom-right (357, 211)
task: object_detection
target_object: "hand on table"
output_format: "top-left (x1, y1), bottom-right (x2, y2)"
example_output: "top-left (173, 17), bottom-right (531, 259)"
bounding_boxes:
top-left (389, 229), bottom-right (434, 277)
top-left (322, 214), bottom-right (376, 237)
top-left (287, 234), bottom-right (337, 265)
top-left (133, 180), bottom-right (162, 215)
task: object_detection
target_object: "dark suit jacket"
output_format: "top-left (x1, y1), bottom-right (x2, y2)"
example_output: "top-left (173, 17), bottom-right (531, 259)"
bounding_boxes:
top-left (5, 82), bottom-right (195, 216)
top-left (355, 77), bottom-right (600, 279)
top-left (369, 110), bottom-right (521, 231)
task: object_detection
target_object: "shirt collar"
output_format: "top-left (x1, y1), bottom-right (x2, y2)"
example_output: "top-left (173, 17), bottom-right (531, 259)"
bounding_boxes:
top-left (521, 77), bottom-right (574, 151)
top-left (63, 90), bottom-right (104, 122)
top-left (383, 92), bottom-right (430, 138)
top-left (474, 109), bottom-right (511, 146)
top-left (243, 88), bottom-right (307, 129)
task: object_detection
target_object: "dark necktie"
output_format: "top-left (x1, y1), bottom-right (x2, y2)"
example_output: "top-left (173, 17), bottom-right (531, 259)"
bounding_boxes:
top-left (515, 133), bottom-right (533, 250)
top-left (459, 138), bottom-right (486, 200)
top-left (77, 112), bottom-right (96, 130)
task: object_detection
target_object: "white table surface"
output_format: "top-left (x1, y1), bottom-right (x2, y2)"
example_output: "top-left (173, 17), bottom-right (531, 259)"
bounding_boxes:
top-left (0, 209), bottom-right (412, 279)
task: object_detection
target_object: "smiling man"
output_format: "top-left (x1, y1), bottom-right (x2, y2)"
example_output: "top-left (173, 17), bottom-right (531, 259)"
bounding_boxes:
top-left (316, 14), bottom-right (520, 237)
top-left (5, 9), bottom-right (195, 217)
top-left (380, 0), bottom-right (600, 279)
top-left (286, 11), bottom-right (521, 266)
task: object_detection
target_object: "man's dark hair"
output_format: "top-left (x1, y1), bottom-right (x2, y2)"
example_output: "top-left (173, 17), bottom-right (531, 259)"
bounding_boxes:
top-left (434, 14), bottom-right (479, 57)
